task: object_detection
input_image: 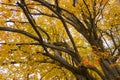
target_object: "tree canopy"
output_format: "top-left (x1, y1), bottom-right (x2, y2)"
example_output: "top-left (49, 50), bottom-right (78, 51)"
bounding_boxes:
top-left (0, 0), bottom-right (120, 80)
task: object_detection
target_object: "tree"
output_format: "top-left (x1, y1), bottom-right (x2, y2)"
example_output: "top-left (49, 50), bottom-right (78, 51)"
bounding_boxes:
top-left (0, 0), bottom-right (120, 80)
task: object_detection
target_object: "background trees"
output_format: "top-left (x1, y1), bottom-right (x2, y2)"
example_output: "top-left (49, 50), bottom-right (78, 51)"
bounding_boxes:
top-left (0, 0), bottom-right (120, 80)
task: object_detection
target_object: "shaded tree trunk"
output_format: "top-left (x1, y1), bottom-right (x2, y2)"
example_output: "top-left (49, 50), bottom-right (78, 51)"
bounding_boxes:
top-left (74, 69), bottom-right (96, 80)
top-left (100, 59), bottom-right (120, 80)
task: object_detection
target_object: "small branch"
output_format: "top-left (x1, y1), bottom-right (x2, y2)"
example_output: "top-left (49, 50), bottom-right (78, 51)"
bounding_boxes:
top-left (0, 42), bottom-right (77, 58)
top-left (6, 19), bottom-right (29, 24)
top-left (109, 29), bottom-right (117, 49)
top-left (0, 27), bottom-right (40, 41)
top-left (82, 0), bottom-right (92, 19)
top-left (92, 0), bottom-right (97, 19)
top-left (95, 0), bottom-right (109, 22)
top-left (17, 1), bottom-right (51, 61)
top-left (73, 0), bottom-right (78, 7)
top-left (100, 31), bottom-right (112, 54)
top-left (1, 2), bottom-right (18, 6)
top-left (37, 26), bottom-right (50, 40)
top-left (17, 0), bottom-right (45, 44)
top-left (31, 12), bottom-right (58, 18)
top-left (0, 42), bottom-right (40, 45)
top-left (6, 19), bottom-right (50, 40)
top-left (34, 0), bottom-right (82, 63)
top-left (33, 0), bottom-right (88, 39)
top-left (95, 0), bottom-right (103, 17)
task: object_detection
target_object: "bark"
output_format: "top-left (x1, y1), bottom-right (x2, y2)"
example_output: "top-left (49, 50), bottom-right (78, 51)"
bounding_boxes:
top-left (100, 59), bottom-right (120, 80)
top-left (74, 67), bottom-right (96, 80)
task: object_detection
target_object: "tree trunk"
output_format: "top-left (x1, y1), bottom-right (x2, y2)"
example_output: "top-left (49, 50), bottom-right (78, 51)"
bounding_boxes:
top-left (75, 74), bottom-right (87, 80)
top-left (74, 66), bottom-right (96, 80)
top-left (100, 59), bottom-right (120, 80)
top-left (75, 73), bottom-right (94, 80)
top-left (86, 35), bottom-right (120, 80)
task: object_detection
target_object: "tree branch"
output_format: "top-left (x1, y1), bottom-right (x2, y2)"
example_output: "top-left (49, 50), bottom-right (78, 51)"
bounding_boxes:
top-left (17, 1), bottom-right (52, 63)
top-left (82, 0), bottom-right (92, 19)
top-left (95, 0), bottom-right (109, 23)
top-left (34, 0), bottom-right (82, 63)
top-left (33, 0), bottom-right (89, 40)
top-left (0, 27), bottom-right (39, 41)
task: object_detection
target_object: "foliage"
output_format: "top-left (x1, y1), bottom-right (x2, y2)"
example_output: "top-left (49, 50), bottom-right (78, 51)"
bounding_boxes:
top-left (0, 0), bottom-right (120, 80)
